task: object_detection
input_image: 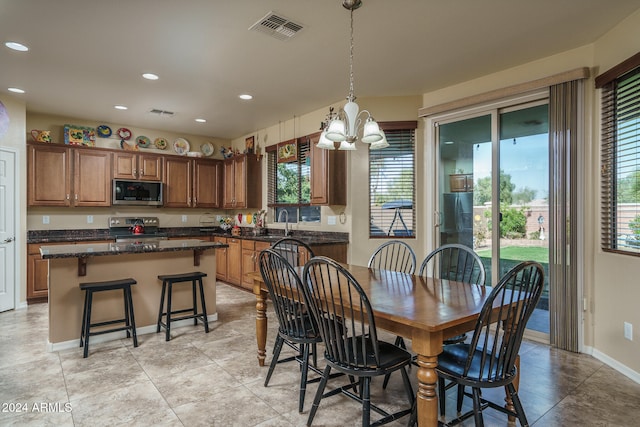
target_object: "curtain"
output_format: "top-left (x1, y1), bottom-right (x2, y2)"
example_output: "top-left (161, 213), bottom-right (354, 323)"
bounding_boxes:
top-left (548, 79), bottom-right (584, 352)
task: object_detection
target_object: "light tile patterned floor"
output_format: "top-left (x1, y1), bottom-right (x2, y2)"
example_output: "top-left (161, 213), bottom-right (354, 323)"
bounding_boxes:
top-left (1, 283), bottom-right (639, 426)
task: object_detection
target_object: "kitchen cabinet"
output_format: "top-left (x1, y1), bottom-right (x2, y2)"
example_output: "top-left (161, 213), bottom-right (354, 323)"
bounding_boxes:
top-left (309, 133), bottom-right (347, 205)
top-left (27, 143), bottom-right (112, 207)
top-left (241, 240), bottom-right (270, 291)
top-left (164, 157), bottom-right (222, 208)
top-left (113, 152), bottom-right (163, 181)
top-left (226, 238), bottom-right (242, 285)
top-left (214, 237), bottom-right (228, 281)
top-left (449, 173), bottom-right (473, 192)
top-left (223, 154), bottom-right (262, 209)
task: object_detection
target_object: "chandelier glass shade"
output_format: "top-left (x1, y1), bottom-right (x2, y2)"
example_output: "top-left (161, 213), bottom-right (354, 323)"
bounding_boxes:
top-left (318, 0), bottom-right (388, 151)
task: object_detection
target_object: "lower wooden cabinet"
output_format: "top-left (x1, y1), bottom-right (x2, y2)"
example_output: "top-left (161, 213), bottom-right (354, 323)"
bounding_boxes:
top-left (27, 244), bottom-right (50, 304)
top-left (241, 240), bottom-right (270, 291)
top-left (214, 237), bottom-right (228, 282)
top-left (27, 240), bottom-right (114, 304)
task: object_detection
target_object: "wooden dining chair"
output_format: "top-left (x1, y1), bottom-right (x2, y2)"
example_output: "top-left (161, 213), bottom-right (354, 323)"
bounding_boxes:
top-left (271, 237), bottom-right (315, 268)
top-left (436, 261), bottom-right (544, 427)
top-left (258, 249), bottom-right (323, 413)
top-left (301, 256), bottom-right (415, 427)
top-left (367, 240), bottom-right (416, 274)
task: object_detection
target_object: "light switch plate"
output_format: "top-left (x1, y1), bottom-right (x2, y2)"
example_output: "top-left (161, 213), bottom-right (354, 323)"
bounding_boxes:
top-left (624, 322), bottom-right (633, 340)
top-left (42, 215), bottom-right (50, 224)
top-left (327, 215), bottom-right (337, 225)
top-left (182, 215), bottom-right (188, 223)
top-left (87, 215), bottom-right (93, 224)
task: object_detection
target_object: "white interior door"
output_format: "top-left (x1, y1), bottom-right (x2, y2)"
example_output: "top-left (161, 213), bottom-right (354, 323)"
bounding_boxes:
top-left (0, 148), bottom-right (16, 312)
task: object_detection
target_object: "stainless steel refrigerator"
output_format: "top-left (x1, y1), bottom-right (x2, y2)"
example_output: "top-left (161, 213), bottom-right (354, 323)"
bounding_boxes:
top-left (441, 192), bottom-right (474, 248)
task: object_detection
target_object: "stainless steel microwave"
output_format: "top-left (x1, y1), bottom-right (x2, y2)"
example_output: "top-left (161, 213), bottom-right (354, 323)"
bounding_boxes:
top-left (113, 179), bottom-right (163, 206)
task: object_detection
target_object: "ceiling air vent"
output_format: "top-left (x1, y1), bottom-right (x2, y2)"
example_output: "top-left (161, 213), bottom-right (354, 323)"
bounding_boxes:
top-left (249, 12), bottom-right (303, 41)
top-left (149, 109), bottom-right (174, 116)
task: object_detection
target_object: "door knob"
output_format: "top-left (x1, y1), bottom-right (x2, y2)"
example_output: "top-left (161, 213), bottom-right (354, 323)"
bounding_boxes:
top-left (2, 237), bottom-right (14, 243)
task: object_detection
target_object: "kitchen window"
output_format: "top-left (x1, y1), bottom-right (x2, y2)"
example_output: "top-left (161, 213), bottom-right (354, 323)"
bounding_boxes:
top-left (267, 139), bottom-right (321, 223)
top-left (369, 123), bottom-right (417, 238)
top-left (597, 52), bottom-right (640, 255)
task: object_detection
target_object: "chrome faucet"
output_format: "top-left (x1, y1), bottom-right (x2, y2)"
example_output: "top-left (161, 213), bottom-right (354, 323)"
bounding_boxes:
top-left (278, 210), bottom-right (291, 236)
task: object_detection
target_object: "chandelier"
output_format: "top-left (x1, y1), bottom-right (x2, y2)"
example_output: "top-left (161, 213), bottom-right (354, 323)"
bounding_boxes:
top-left (317, 0), bottom-right (388, 151)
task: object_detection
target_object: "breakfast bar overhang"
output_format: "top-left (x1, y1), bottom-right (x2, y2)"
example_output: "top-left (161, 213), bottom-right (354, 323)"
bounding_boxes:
top-left (40, 239), bottom-right (226, 349)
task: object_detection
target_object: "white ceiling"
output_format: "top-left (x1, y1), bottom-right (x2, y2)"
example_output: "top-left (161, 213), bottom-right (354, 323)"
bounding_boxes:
top-left (2, 0), bottom-right (639, 140)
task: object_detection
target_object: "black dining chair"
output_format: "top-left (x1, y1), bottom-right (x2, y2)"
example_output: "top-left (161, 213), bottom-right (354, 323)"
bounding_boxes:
top-left (367, 240), bottom-right (417, 275)
top-left (419, 243), bottom-right (487, 412)
top-left (271, 237), bottom-right (315, 268)
top-left (258, 249), bottom-right (324, 413)
top-left (301, 256), bottom-right (415, 427)
top-left (436, 260), bottom-right (544, 427)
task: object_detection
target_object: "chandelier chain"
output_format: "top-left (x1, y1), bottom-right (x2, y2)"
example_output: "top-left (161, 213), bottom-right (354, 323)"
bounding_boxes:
top-left (348, 7), bottom-right (355, 101)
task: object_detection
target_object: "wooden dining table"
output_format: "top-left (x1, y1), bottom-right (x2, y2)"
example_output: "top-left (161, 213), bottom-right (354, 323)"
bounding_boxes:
top-left (248, 264), bottom-right (513, 427)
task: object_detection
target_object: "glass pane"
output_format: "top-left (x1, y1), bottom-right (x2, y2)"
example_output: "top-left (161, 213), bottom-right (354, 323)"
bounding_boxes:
top-left (498, 104), bottom-right (550, 334)
top-left (438, 115), bottom-right (491, 263)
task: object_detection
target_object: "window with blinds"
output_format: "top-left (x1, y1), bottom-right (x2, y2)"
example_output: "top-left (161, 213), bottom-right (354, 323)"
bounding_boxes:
top-left (369, 128), bottom-right (416, 238)
top-left (599, 57), bottom-right (640, 254)
top-left (267, 138), bottom-right (320, 223)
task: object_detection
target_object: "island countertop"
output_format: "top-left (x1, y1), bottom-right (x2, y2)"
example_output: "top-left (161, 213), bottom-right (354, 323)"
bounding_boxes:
top-left (40, 239), bottom-right (228, 259)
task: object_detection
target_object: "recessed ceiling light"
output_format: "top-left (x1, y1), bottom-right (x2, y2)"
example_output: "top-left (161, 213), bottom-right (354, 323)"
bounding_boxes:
top-left (444, 141), bottom-right (454, 145)
top-left (195, 118), bottom-right (207, 123)
top-left (142, 73), bottom-right (159, 80)
top-left (114, 105), bottom-right (128, 110)
top-left (8, 87), bottom-right (25, 93)
top-left (239, 94), bottom-right (253, 100)
top-left (5, 41), bottom-right (28, 52)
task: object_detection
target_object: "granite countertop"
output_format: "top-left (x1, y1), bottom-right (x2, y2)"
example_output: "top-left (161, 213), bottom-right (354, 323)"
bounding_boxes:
top-left (40, 239), bottom-right (227, 259)
top-left (29, 227), bottom-right (349, 245)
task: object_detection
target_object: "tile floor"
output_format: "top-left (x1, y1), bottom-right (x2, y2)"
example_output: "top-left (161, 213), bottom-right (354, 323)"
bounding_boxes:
top-left (1, 282), bottom-right (639, 426)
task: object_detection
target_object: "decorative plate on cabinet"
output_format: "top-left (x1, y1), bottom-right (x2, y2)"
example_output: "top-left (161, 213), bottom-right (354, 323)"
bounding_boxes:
top-left (200, 142), bottom-right (214, 157)
top-left (96, 125), bottom-right (112, 138)
top-left (173, 138), bottom-right (190, 155)
top-left (154, 137), bottom-right (168, 150)
top-left (136, 135), bottom-right (151, 148)
top-left (116, 127), bottom-right (132, 140)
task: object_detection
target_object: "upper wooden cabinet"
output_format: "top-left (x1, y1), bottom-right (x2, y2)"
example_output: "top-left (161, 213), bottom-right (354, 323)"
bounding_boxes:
top-left (309, 133), bottom-right (347, 205)
top-left (28, 143), bottom-right (112, 207)
top-left (449, 173), bottom-right (473, 192)
top-left (164, 156), bottom-right (222, 208)
top-left (113, 152), bottom-right (163, 181)
top-left (223, 153), bottom-right (262, 209)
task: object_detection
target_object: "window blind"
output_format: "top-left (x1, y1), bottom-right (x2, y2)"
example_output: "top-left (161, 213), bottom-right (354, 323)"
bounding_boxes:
top-left (369, 129), bottom-right (416, 238)
top-left (601, 67), bottom-right (640, 254)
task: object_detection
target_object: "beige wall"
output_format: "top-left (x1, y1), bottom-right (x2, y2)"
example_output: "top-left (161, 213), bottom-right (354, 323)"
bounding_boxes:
top-left (0, 94), bottom-right (27, 304)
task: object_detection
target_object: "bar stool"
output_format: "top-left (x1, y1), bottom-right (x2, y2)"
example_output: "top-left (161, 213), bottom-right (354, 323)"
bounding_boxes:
top-left (79, 278), bottom-right (138, 358)
top-left (156, 272), bottom-right (209, 341)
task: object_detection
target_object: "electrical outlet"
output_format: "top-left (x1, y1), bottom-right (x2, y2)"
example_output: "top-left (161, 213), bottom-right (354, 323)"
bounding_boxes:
top-left (42, 215), bottom-right (50, 224)
top-left (181, 215), bottom-right (188, 223)
top-left (87, 215), bottom-right (93, 224)
top-left (624, 322), bottom-right (633, 341)
top-left (327, 215), bottom-right (337, 225)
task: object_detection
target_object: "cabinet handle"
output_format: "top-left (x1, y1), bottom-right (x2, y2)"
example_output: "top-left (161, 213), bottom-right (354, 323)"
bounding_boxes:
top-left (133, 168), bottom-right (137, 178)
top-left (66, 194), bottom-right (70, 200)
top-left (74, 194), bottom-right (78, 200)
top-left (140, 169), bottom-right (144, 177)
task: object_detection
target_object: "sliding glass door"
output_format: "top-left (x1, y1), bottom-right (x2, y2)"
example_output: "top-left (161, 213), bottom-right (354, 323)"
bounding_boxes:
top-left (436, 101), bottom-right (550, 336)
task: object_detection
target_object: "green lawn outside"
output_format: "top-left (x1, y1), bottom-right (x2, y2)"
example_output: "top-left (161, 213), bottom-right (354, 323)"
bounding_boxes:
top-left (476, 246), bottom-right (549, 264)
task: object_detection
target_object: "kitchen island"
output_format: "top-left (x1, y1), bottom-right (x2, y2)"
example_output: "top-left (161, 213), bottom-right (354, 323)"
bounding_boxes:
top-left (40, 239), bottom-right (226, 350)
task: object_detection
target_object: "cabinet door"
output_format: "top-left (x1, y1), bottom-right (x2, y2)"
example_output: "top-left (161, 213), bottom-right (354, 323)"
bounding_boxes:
top-left (234, 156), bottom-right (247, 208)
top-left (74, 149), bottom-right (112, 206)
top-left (27, 144), bottom-right (72, 206)
top-left (27, 251), bottom-right (49, 303)
top-left (223, 159), bottom-right (236, 208)
top-left (138, 154), bottom-right (163, 181)
top-left (214, 237), bottom-right (227, 281)
top-left (241, 247), bottom-right (256, 290)
top-left (310, 133), bottom-right (346, 205)
top-left (164, 157), bottom-right (192, 207)
top-left (226, 238), bottom-right (242, 285)
top-left (193, 159), bottom-right (221, 208)
top-left (113, 152), bottom-right (137, 179)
